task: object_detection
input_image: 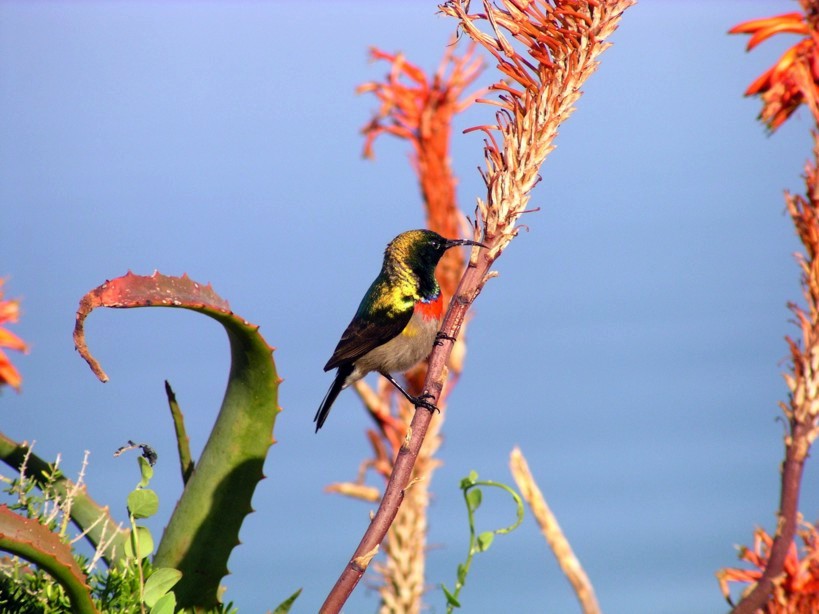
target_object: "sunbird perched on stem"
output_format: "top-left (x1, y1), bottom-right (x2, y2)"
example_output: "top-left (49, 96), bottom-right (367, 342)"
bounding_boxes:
top-left (314, 229), bottom-right (485, 432)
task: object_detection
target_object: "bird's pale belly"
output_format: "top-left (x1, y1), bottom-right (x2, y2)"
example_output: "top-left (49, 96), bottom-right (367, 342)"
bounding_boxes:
top-left (344, 309), bottom-right (440, 386)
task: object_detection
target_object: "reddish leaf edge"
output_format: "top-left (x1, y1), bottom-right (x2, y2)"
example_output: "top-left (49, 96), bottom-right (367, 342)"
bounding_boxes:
top-left (0, 504), bottom-right (99, 614)
top-left (73, 271), bottom-right (263, 382)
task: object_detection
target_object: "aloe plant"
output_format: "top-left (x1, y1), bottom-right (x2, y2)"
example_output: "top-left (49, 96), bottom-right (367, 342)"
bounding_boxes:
top-left (0, 504), bottom-right (99, 614)
top-left (0, 432), bottom-right (130, 565)
top-left (70, 271), bottom-right (282, 609)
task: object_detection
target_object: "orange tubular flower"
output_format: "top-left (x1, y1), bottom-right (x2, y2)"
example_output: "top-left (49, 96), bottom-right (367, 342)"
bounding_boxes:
top-left (0, 279), bottom-right (27, 391)
top-left (717, 525), bottom-right (819, 611)
top-left (730, 13), bottom-right (807, 51)
top-left (729, 8), bottom-right (819, 131)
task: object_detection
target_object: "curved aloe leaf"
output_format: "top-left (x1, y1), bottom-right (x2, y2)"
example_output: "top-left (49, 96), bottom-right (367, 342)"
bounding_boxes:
top-left (164, 380), bottom-right (194, 485)
top-left (74, 272), bottom-right (281, 608)
top-left (0, 504), bottom-right (99, 614)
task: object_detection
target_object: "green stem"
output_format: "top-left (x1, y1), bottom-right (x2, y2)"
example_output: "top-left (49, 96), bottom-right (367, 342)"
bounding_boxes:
top-left (128, 513), bottom-right (146, 614)
top-left (444, 475), bottom-right (524, 612)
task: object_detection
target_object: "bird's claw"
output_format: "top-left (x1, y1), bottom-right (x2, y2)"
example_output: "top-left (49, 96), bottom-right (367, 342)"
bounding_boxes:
top-left (412, 392), bottom-right (440, 413)
top-left (435, 331), bottom-right (456, 346)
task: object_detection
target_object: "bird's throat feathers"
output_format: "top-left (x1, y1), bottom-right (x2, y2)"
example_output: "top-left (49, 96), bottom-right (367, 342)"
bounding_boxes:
top-left (415, 291), bottom-right (444, 321)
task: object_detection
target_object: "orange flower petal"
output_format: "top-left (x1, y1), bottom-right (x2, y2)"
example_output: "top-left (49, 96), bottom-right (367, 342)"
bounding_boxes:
top-left (745, 65), bottom-right (776, 96)
top-left (0, 328), bottom-right (27, 352)
top-left (729, 12), bottom-right (805, 35)
top-left (0, 299), bottom-right (20, 323)
top-left (0, 351), bottom-right (22, 391)
top-left (746, 21), bottom-right (810, 51)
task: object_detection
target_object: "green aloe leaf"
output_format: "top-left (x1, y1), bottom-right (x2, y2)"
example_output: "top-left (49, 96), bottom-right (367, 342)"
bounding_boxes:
top-left (74, 272), bottom-right (281, 609)
top-left (272, 587), bottom-right (303, 613)
top-left (0, 505), bottom-right (98, 614)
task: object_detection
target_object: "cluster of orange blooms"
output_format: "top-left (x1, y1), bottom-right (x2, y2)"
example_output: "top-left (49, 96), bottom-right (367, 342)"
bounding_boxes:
top-left (718, 524), bottom-right (819, 611)
top-left (0, 279), bottom-right (26, 392)
top-left (729, 9), bottom-right (819, 131)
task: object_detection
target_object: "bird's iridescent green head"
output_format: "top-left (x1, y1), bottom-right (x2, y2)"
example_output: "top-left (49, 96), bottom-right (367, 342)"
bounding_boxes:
top-left (384, 229), bottom-right (484, 277)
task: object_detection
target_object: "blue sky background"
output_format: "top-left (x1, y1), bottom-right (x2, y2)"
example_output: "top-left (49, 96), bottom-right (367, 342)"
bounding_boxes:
top-left (0, 1), bottom-right (814, 612)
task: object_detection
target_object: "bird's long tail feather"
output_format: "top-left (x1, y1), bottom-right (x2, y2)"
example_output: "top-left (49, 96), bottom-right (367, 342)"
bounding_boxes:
top-left (314, 364), bottom-right (352, 432)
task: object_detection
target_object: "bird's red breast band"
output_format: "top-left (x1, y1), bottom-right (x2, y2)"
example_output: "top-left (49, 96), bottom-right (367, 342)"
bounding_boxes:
top-left (415, 293), bottom-right (444, 321)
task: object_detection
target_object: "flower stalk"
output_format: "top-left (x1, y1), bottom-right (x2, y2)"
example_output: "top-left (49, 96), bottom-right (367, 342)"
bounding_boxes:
top-left (725, 3), bottom-right (819, 611)
top-left (331, 42), bottom-right (483, 613)
top-left (320, 1), bottom-right (632, 611)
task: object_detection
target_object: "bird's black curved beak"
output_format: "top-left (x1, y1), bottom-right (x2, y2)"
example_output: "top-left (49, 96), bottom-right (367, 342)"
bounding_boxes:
top-left (445, 238), bottom-right (487, 250)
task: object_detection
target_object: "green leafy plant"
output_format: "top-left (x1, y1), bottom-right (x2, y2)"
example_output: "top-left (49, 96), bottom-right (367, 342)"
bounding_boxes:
top-left (0, 272), bottom-right (289, 612)
top-left (442, 471), bottom-right (524, 611)
top-left (0, 448), bottom-right (102, 613)
top-left (0, 442), bottom-right (192, 613)
top-left (117, 445), bottom-right (182, 614)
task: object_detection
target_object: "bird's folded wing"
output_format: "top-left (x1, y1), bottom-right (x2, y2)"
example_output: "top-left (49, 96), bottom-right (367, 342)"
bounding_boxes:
top-left (324, 308), bottom-right (413, 371)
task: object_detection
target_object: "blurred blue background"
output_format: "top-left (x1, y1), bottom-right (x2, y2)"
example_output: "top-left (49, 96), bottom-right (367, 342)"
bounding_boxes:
top-left (0, 1), bottom-right (813, 612)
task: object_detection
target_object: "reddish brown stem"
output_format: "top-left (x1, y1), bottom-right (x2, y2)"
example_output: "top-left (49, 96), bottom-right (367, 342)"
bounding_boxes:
top-left (731, 420), bottom-right (810, 614)
top-left (319, 247), bottom-right (492, 613)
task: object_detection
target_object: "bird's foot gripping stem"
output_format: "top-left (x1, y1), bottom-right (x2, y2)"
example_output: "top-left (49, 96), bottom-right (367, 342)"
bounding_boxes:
top-left (380, 372), bottom-right (440, 413)
top-left (435, 331), bottom-right (456, 346)
top-left (410, 392), bottom-right (439, 414)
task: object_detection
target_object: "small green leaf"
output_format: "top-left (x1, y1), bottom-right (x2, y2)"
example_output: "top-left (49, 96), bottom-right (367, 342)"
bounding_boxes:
top-left (144, 568), bottom-right (183, 607)
top-left (137, 455), bottom-right (153, 488)
top-left (272, 587), bottom-right (303, 613)
top-left (457, 563), bottom-right (467, 585)
top-left (465, 488), bottom-right (482, 512)
top-left (128, 489), bottom-right (159, 519)
top-left (125, 525), bottom-right (154, 560)
top-left (149, 592), bottom-right (176, 614)
top-left (460, 471), bottom-right (479, 489)
top-left (442, 585), bottom-right (461, 608)
top-left (476, 531), bottom-right (495, 552)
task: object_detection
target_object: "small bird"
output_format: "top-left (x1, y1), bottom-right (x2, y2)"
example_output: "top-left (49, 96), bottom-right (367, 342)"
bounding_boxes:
top-left (314, 229), bottom-right (485, 432)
